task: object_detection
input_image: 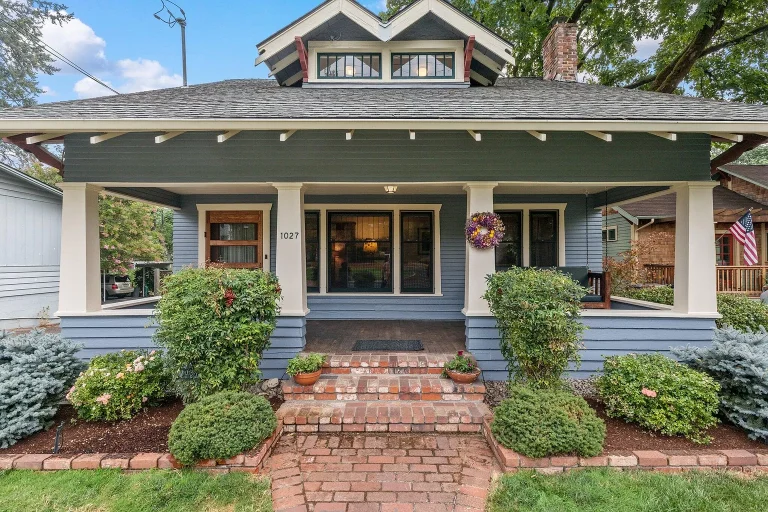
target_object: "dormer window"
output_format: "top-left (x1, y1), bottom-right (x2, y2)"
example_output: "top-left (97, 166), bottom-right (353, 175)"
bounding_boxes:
top-left (391, 53), bottom-right (454, 79)
top-left (318, 53), bottom-right (381, 79)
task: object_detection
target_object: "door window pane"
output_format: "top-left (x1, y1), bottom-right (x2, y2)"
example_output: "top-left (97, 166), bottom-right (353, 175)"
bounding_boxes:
top-left (305, 211), bottom-right (320, 292)
top-left (716, 235), bottom-right (732, 266)
top-left (328, 212), bottom-right (392, 292)
top-left (401, 212), bottom-right (433, 293)
top-left (530, 211), bottom-right (558, 267)
top-left (211, 246), bottom-right (256, 265)
top-left (496, 211), bottom-right (522, 270)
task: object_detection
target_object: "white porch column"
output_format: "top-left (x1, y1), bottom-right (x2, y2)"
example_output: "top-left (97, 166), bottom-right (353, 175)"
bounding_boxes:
top-left (58, 183), bottom-right (102, 314)
top-left (273, 183), bottom-right (308, 316)
top-left (463, 182), bottom-right (498, 316)
top-left (673, 182), bottom-right (718, 314)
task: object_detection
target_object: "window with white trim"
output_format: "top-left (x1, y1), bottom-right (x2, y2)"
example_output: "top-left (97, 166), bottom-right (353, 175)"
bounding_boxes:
top-left (602, 226), bottom-right (618, 243)
top-left (495, 205), bottom-right (566, 269)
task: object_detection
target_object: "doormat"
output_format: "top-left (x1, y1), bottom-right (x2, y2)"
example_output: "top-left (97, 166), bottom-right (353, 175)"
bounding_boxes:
top-left (352, 339), bottom-right (424, 352)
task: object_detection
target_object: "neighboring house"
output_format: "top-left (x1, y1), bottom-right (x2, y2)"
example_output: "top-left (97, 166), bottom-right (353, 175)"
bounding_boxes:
top-left (610, 184), bottom-right (768, 295)
top-left (602, 211), bottom-right (632, 259)
top-left (2, 0), bottom-right (768, 379)
top-left (0, 163), bottom-right (62, 329)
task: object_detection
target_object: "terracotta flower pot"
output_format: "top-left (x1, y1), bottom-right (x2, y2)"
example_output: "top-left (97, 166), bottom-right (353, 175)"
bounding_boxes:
top-left (293, 369), bottom-right (322, 386)
top-left (446, 368), bottom-right (481, 384)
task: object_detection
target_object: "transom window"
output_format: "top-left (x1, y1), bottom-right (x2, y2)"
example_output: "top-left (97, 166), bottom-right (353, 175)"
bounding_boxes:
top-left (318, 53), bottom-right (381, 79)
top-left (391, 53), bottom-right (454, 79)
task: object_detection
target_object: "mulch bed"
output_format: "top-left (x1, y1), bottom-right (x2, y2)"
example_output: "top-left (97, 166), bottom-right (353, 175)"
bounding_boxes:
top-left (1, 395), bottom-right (285, 455)
top-left (586, 398), bottom-right (767, 453)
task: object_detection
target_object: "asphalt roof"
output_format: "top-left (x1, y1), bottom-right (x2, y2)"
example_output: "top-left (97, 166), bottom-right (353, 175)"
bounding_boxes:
top-left (620, 185), bottom-right (766, 219)
top-left (719, 165), bottom-right (768, 188)
top-left (2, 78), bottom-right (768, 121)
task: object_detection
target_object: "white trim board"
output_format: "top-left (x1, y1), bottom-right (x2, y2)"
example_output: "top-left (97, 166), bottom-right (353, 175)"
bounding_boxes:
top-left (305, 203), bottom-right (443, 296)
top-left (196, 203), bottom-right (273, 269)
top-left (494, 203), bottom-right (567, 267)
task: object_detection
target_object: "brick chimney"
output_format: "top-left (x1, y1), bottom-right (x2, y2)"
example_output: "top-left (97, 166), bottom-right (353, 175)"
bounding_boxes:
top-left (542, 17), bottom-right (578, 82)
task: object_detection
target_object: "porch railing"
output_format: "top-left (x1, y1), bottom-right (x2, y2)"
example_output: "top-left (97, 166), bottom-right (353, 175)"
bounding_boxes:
top-left (717, 266), bottom-right (768, 297)
top-left (644, 264), bottom-right (675, 285)
top-left (643, 264), bottom-right (768, 297)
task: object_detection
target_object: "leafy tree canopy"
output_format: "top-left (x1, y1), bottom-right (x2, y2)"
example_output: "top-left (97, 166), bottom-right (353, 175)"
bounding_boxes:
top-left (100, 196), bottom-right (168, 275)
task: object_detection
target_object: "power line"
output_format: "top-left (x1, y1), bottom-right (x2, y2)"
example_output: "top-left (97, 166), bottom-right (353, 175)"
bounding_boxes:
top-left (0, 13), bottom-right (120, 95)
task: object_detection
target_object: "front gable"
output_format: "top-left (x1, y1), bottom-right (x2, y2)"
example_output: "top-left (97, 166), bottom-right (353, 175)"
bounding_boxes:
top-left (256, 0), bottom-right (513, 87)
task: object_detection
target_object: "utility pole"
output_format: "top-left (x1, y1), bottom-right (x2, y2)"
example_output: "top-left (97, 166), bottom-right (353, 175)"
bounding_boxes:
top-left (153, 1), bottom-right (188, 87)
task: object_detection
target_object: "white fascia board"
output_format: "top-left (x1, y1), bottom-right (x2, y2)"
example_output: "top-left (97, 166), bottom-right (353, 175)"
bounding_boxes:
top-left (256, 0), bottom-right (381, 66)
top-left (1, 119), bottom-right (767, 134)
top-left (268, 51), bottom-right (299, 77)
top-left (613, 206), bottom-right (639, 225)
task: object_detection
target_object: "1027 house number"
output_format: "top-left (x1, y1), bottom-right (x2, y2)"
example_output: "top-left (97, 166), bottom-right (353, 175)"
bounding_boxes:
top-left (280, 232), bottom-right (300, 239)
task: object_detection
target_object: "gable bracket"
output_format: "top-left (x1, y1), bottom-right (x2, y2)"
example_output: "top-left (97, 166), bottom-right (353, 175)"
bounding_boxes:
top-left (3, 134), bottom-right (64, 173)
top-left (464, 35), bottom-right (475, 83)
top-left (295, 36), bottom-right (309, 84)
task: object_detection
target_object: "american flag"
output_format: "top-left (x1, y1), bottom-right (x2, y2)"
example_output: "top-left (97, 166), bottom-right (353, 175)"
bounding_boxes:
top-left (729, 211), bottom-right (758, 266)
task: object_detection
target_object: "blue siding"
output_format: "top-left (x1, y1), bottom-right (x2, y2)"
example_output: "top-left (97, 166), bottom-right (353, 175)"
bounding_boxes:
top-left (62, 313), bottom-right (305, 379)
top-left (465, 315), bottom-right (715, 380)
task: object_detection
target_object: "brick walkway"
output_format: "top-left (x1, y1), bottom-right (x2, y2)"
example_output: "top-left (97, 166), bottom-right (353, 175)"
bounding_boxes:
top-left (264, 433), bottom-right (501, 512)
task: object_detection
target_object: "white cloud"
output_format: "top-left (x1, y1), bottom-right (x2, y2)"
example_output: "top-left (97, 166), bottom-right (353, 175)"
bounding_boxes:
top-left (41, 14), bottom-right (182, 99)
top-left (634, 37), bottom-right (661, 61)
top-left (39, 85), bottom-right (56, 96)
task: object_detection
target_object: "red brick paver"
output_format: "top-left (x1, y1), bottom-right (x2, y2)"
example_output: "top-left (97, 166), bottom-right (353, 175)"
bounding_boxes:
top-left (265, 433), bottom-right (500, 511)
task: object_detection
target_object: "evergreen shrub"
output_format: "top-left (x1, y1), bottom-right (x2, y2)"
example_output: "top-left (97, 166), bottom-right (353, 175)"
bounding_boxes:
top-left (675, 327), bottom-right (768, 442)
top-left (0, 330), bottom-right (82, 448)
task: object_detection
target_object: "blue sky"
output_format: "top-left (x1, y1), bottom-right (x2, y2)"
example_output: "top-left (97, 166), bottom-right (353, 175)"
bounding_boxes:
top-left (38, 0), bottom-right (388, 102)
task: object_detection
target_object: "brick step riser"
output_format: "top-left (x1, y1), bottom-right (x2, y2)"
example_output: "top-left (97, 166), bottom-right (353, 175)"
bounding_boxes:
top-left (283, 423), bottom-right (483, 433)
top-left (322, 367), bottom-right (445, 375)
top-left (283, 392), bottom-right (486, 401)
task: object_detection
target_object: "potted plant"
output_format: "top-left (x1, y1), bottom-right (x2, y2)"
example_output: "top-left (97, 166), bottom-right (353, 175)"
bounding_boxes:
top-left (286, 353), bottom-right (326, 386)
top-left (443, 351), bottom-right (481, 384)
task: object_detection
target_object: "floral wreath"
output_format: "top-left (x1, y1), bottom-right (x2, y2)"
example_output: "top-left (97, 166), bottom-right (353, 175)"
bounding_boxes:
top-left (466, 212), bottom-right (505, 249)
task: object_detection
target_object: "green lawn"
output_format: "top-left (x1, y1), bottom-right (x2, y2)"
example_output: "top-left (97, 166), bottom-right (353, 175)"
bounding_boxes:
top-left (488, 469), bottom-right (768, 512)
top-left (0, 469), bottom-right (272, 512)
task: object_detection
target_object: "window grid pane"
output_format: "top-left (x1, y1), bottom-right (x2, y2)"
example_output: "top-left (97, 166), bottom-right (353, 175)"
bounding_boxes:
top-left (530, 211), bottom-right (558, 268)
top-left (317, 53), bottom-right (382, 79)
top-left (401, 212), bottom-right (433, 293)
top-left (328, 212), bottom-right (392, 292)
top-left (496, 211), bottom-right (522, 270)
top-left (392, 52), bottom-right (455, 79)
top-left (305, 211), bottom-right (320, 293)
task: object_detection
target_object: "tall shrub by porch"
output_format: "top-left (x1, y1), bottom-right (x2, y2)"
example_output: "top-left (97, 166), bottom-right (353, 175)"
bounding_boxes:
top-left (484, 268), bottom-right (587, 389)
top-left (153, 267), bottom-right (281, 401)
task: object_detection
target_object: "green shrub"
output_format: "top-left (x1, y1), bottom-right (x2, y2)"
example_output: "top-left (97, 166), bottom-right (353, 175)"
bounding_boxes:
top-left (716, 294), bottom-right (768, 331)
top-left (68, 350), bottom-right (168, 422)
top-left (286, 353), bottom-right (326, 376)
top-left (153, 267), bottom-right (281, 401)
top-left (168, 391), bottom-right (277, 466)
top-left (491, 386), bottom-right (605, 458)
top-left (0, 330), bottom-right (83, 448)
top-left (484, 268), bottom-right (587, 389)
top-left (596, 354), bottom-right (720, 443)
top-left (623, 286), bottom-right (674, 305)
top-left (675, 327), bottom-right (768, 441)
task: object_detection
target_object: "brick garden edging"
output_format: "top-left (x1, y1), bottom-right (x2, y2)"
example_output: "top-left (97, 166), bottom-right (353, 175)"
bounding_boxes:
top-left (0, 421), bottom-right (283, 473)
top-left (482, 418), bottom-right (768, 474)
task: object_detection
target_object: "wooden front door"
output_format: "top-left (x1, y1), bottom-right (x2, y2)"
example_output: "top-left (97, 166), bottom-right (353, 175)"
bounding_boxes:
top-left (715, 234), bottom-right (733, 266)
top-left (206, 211), bottom-right (263, 269)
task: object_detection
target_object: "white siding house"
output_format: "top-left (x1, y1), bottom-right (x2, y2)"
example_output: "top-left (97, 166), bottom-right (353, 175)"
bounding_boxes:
top-left (0, 163), bottom-right (62, 329)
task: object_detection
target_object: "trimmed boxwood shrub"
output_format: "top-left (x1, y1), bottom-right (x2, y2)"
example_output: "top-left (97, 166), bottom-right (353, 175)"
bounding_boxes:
top-left (168, 391), bottom-right (277, 466)
top-left (491, 386), bottom-right (605, 458)
top-left (0, 330), bottom-right (83, 448)
top-left (675, 327), bottom-right (768, 442)
top-left (153, 267), bottom-right (281, 401)
top-left (597, 354), bottom-right (720, 443)
top-left (484, 268), bottom-right (587, 389)
top-left (68, 350), bottom-right (168, 422)
top-left (715, 294), bottom-right (768, 332)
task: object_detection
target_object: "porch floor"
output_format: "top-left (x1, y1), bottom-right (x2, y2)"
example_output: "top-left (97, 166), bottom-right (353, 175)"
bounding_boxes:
top-left (304, 320), bottom-right (466, 354)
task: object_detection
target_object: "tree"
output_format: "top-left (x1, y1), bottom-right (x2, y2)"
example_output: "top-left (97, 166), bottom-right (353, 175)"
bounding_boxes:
top-left (99, 196), bottom-right (168, 275)
top-left (0, 1), bottom-right (72, 165)
top-left (20, 160), bottom-right (62, 186)
top-left (383, 1), bottom-right (768, 161)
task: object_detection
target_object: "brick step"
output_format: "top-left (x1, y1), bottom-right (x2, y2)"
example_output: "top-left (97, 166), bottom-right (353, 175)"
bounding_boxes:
top-left (277, 400), bottom-right (492, 434)
top-left (281, 374), bottom-right (486, 401)
top-left (319, 352), bottom-right (455, 375)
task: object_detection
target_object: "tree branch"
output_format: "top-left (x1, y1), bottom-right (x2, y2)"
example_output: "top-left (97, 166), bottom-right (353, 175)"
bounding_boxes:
top-left (624, 75), bottom-right (657, 89)
top-left (568, 0), bottom-right (593, 24)
top-left (546, 0), bottom-right (557, 17)
top-left (710, 135), bottom-right (768, 174)
top-left (702, 23), bottom-right (768, 57)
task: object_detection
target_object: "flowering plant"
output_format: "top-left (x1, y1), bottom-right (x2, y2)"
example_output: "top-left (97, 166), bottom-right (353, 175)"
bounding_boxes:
top-left (466, 212), bottom-right (505, 249)
top-left (444, 351), bottom-right (479, 375)
top-left (68, 350), bottom-right (168, 422)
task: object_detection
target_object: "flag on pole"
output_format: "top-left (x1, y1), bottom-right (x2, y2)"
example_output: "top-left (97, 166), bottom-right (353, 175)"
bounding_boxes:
top-left (729, 211), bottom-right (757, 266)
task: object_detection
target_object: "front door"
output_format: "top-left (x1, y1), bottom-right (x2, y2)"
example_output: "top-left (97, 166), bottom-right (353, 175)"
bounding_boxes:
top-left (206, 211), bottom-right (263, 269)
top-left (715, 234), bottom-right (733, 266)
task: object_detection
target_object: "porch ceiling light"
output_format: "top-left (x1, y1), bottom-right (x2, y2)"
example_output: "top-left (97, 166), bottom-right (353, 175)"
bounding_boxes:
top-left (384, 185), bottom-right (397, 194)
